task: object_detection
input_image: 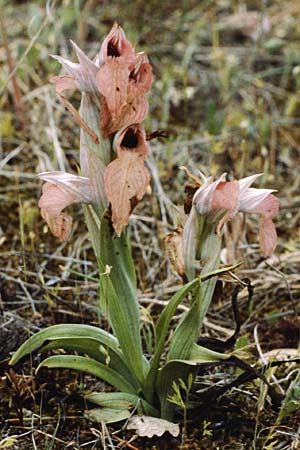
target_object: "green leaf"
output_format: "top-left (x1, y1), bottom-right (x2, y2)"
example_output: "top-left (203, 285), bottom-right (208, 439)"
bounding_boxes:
top-left (40, 337), bottom-right (140, 390)
top-left (167, 284), bottom-right (202, 361)
top-left (144, 278), bottom-right (199, 402)
top-left (144, 259), bottom-right (240, 402)
top-left (189, 343), bottom-right (230, 362)
top-left (157, 346), bottom-right (230, 420)
top-left (99, 213), bottom-right (146, 384)
top-left (85, 407), bottom-right (130, 423)
top-left (9, 324), bottom-right (118, 365)
top-left (156, 361), bottom-right (194, 421)
top-left (86, 392), bottom-right (159, 417)
top-left (198, 231), bottom-right (221, 328)
top-left (37, 355), bottom-right (136, 394)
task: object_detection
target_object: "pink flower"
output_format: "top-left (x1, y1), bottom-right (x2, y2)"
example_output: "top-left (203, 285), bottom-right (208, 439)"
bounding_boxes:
top-left (38, 172), bottom-right (93, 241)
top-left (97, 25), bottom-right (153, 137)
top-left (50, 23), bottom-right (153, 138)
top-left (104, 124), bottom-right (150, 236)
top-left (192, 173), bottom-right (279, 256)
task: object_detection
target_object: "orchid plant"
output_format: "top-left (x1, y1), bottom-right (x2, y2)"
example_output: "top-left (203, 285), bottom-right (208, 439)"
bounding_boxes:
top-left (10, 23), bottom-right (279, 425)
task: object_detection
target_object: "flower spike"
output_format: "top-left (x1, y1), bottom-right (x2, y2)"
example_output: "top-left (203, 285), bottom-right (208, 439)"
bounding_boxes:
top-left (184, 172), bottom-right (279, 258)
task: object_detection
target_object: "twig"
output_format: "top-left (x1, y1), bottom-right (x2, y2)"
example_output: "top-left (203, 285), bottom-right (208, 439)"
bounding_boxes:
top-left (0, 145), bottom-right (24, 170)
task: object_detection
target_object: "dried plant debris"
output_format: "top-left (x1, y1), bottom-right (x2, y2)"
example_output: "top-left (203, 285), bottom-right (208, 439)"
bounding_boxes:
top-left (127, 415), bottom-right (180, 438)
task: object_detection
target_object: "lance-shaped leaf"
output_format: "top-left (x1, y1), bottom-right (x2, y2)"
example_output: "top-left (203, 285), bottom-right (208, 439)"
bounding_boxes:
top-left (198, 230), bottom-right (222, 328)
top-left (86, 392), bottom-right (159, 417)
top-left (156, 345), bottom-right (230, 420)
top-left (9, 324), bottom-right (139, 389)
top-left (40, 338), bottom-right (140, 390)
top-left (38, 171), bottom-right (93, 241)
top-left (10, 323), bottom-right (118, 361)
top-left (144, 278), bottom-right (199, 403)
top-left (182, 208), bottom-right (205, 281)
top-left (167, 284), bottom-right (203, 361)
top-left (86, 408), bottom-right (131, 423)
top-left (37, 355), bottom-right (136, 394)
top-left (143, 263), bottom-right (237, 403)
top-left (99, 212), bottom-right (147, 385)
top-left (104, 125), bottom-right (150, 236)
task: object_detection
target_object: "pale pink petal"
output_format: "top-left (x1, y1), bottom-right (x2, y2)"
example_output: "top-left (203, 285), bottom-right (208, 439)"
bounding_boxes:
top-left (49, 75), bottom-right (77, 94)
top-left (243, 192), bottom-right (279, 219)
top-left (96, 57), bottom-right (130, 120)
top-left (99, 97), bottom-right (113, 138)
top-left (238, 173), bottom-right (263, 192)
top-left (105, 124), bottom-right (149, 236)
top-left (51, 46), bottom-right (99, 93)
top-left (38, 171), bottom-right (92, 203)
top-left (245, 194), bottom-right (279, 255)
top-left (211, 181), bottom-right (239, 213)
top-left (239, 187), bottom-right (276, 212)
top-left (38, 183), bottom-right (77, 241)
top-left (259, 217), bottom-right (277, 257)
top-left (211, 181), bottom-right (240, 234)
top-left (113, 124), bottom-right (149, 158)
top-left (125, 81), bottom-right (149, 121)
top-left (100, 84), bottom-right (149, 137)
top-left (104, 152), bottom-right (150, 236)
top-left (38, 172), bottom-right (93, 241)
top-left (130, 52), bottom-right (153, 93)
top-left (193, 173), bottom-right (227, 215)
top-left (100, 22), bottom-right (135, 61)
top-left (50, 213), bottom-right (73, 242)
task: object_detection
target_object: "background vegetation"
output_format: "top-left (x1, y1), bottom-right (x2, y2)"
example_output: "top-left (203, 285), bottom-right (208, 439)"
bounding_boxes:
top-left (0, 0), bottom-right (300, 448)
